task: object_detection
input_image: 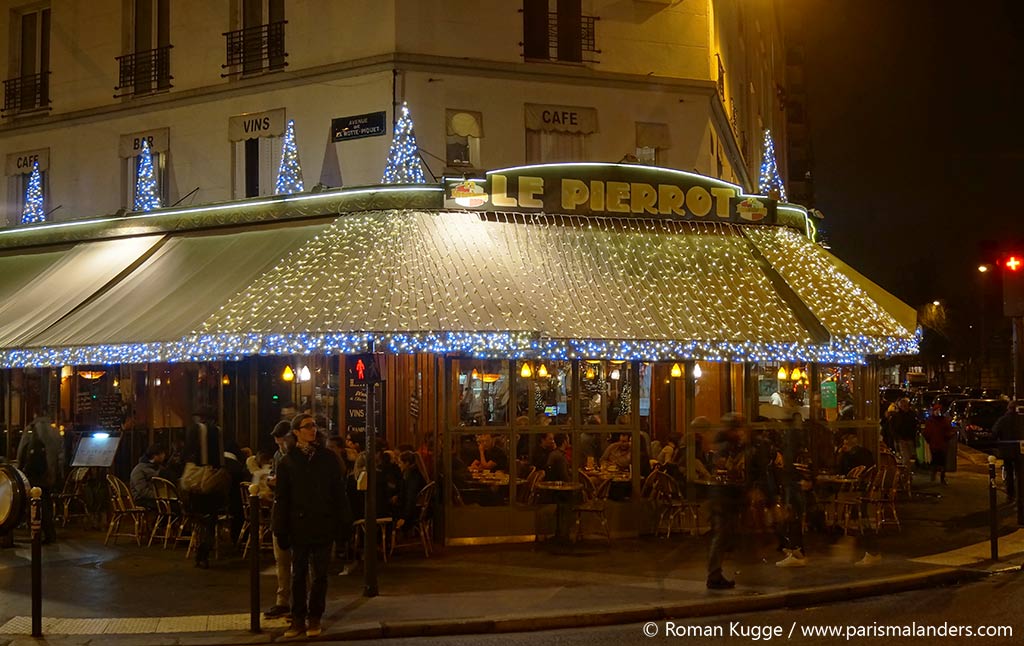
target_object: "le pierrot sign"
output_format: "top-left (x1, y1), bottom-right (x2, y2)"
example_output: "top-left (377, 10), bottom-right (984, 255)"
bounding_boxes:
top-left (443, 164), bottom-right (777, 223)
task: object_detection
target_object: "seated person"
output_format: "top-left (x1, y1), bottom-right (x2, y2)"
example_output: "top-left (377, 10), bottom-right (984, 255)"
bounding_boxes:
top-left (130, 443), bottom-right (168, 510)
top-left (530, 433), bottom-right (555, 471)
top-left (246, 449), bottom-right (275, 503)
top-left (601, 433), bottom-right (632, 470)
top-left (394, 452), bottom-right (428, 531)
top-left (471, 433), bottom-right (508, 472)
top-left (837, 433), bottom-right (875, 475)
top-left (545, 433), bottom-right (571, 482)
top-left (657, 433), bottom-right (681, 464)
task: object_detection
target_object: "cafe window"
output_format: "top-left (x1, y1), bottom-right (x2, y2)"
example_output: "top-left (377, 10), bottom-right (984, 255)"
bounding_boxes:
top-left (446, 110), bottom-right (483, 169)
top-left (635, 122), bottom-right (671, 167)
top-left (5, 149), bottom-right (49, 225)
top-left (120, 129), bottom-right (169, 209)
top-left (451, 359), bottom-right (511, 507)
top-left (523, 0), bottom-right (598, 64)
top-left (524, 103), bottom-right (596, 164)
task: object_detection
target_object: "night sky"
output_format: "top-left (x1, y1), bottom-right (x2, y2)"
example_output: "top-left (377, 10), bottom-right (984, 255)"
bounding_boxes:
top-left (798, 0), bottom-right (1024, 318)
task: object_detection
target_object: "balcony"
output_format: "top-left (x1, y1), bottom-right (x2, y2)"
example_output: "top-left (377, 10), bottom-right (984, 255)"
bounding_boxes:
top-left (115, 46), bottom-right (173, 98)
top-left (222, 21), bottom-right (287, 77)
top-left (542, 13), bottom-right (600, 63)
top-left (2, 72), bottom-right (50, 116)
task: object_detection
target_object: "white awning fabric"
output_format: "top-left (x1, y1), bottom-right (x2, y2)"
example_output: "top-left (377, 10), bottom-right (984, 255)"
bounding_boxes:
top-left (0, 236), bottom-right (164, 348)
top-left (24, 224), bottom-right (325, 349)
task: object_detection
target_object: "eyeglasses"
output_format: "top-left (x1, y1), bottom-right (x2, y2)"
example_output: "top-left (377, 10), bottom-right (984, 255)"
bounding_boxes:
top-left (298, 422), bottom-right (317, 430)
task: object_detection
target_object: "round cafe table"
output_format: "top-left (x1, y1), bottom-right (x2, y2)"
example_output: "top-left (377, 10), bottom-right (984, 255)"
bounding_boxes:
top-left (536, 481), bottom-right (583, 543)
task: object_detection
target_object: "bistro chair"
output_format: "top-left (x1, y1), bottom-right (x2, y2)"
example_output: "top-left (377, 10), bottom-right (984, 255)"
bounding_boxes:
top-left (865, 468), bottom-right (901, 533)
top-left (148, 477), bottom-right (182, 548)
top-left (830, 465), bottom-right (872, 535)
top-left (654, 471), bottom-right (702, 538)
top-left (390, 481), bottom-right (437, 558)
top-left (104, 474), bottom-right (149, 546)
top-left (572, 470), bottom-right (611, 543)
top-left (519, 469), bottom-right (545, 505)
top-left (238, 482), bottom-right (273, 557)
top-left (53, 467), bottom-right (91, 528)
top-left (354, 516), bottom-right (393, 563)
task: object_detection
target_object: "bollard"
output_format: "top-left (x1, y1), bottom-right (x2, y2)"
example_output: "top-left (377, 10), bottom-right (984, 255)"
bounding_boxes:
top-left (989, 456), bottom-right (999, 561)
top-left (30, 486), bottom-right (42, 638)
top-left (248, 484), bottom-right (261, 634)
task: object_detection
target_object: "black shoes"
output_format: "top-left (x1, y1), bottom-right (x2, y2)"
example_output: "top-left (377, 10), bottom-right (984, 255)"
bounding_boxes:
top-left (264, 605), bottom-right (291, 620)
top-left (706, 570), bottom-right (736, 589)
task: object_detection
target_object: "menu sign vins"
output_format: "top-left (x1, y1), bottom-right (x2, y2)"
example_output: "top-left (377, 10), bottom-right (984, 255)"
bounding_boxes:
top-left (444, 164), bottom-right (778, 224)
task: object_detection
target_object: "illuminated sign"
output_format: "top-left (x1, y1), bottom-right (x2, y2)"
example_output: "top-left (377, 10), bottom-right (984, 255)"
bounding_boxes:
top-left (443, 163), bottom-right (777, 224)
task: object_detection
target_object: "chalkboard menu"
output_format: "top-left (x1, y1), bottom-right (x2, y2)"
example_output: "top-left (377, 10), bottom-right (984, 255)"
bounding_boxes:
top-left (345, 356), bottom-right (386, 435)
top-left (98, 395), bottom-right (125, 431)
top-left (76, 392), bottom-right (94, 413)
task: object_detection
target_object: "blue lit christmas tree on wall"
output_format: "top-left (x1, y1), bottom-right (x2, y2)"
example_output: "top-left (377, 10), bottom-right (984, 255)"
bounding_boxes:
top-left (21, 161), bottom-right (45, 224)
top-left (133, 139), bottom-right (161, 211)
top-left (275, 119), bottom-right (305, 195)
top-left (758, 129), bottom-right (787, 202)
top-left (381, 102), bottom-right (426, 184)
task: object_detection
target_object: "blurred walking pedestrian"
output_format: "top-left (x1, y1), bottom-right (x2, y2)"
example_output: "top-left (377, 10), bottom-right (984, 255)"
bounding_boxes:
top-left (706, 413), bottom-right (748, 589)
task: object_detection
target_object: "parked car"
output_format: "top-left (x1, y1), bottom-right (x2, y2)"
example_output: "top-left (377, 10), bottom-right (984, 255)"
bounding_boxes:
top-left (948, 399), bottom-right (1007, 447)
top-left (933, 392), bottom-right (969, 415)
top-left (911, 390), bottom-right (946, 416)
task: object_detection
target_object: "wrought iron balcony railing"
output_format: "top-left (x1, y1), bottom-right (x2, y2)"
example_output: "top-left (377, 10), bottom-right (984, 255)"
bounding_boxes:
top-left (542, 12), bottom-right (600, 63)
top-left (2, 72), bottom-right (50, 116)
top-left (222, 21), bottom-right (287, 76)
top-left (115, 45), bottom-right (173, 98)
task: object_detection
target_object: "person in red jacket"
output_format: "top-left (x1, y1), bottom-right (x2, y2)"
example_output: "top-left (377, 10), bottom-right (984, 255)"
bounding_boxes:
top-left (922, 404), bottom-right (955, 484)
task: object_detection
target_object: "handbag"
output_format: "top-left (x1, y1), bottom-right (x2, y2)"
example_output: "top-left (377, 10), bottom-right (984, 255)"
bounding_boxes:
top-left (181, 463), bottom-right (230, 495)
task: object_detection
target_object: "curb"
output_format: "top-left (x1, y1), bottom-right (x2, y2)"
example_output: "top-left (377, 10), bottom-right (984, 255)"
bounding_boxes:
top-left (311, 566), bottom-right (987, 642)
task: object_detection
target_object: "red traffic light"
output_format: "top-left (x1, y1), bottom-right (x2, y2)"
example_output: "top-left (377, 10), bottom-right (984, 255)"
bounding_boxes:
top-left (1006, 255), bottom-right (1022, 272)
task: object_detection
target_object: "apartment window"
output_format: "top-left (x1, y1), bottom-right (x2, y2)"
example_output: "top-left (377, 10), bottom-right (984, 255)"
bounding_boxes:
top-left (522, 0), bottom-right (599, 63)
top-left (446, 110), bottom-right (483, 168)
top-left (5, 149), bottom-right (49, 225)
top-left (3, 6), bottom-right (51, 116)
top-left (116, 0), bottom-right (172, 97)
top-left (120, 129), bottom-right (169, 209)
top-left (229, 109), bottom-right (286, 198)
top-left (524, 103), bottom-right (596, 163)
top-left (223, 0), bottom-right (287, 77)
top-left (635, 123), bottom-right (670, 167)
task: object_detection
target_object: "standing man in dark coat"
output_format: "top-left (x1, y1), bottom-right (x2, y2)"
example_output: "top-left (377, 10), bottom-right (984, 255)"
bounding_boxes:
top-left (993, 401), bottom-right (1023, 500)
top-left (887, 398), bottom-right (919, 468)
top-left (273, 414), bottom-right (350, 638)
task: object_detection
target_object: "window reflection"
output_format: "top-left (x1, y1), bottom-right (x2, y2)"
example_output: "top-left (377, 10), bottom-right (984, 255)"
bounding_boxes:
top-left (455, 360), bottom-right (509, 427)
top-left (514, 360), bottom-right (571, 426)
top-left (450, 431), bottom-right (510, 506)
top-left (581, 360), bottom-right (632, 425)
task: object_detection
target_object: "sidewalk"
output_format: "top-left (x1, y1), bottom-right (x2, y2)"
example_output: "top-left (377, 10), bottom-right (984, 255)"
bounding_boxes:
top-left (0, 448), bottom-right (1021, 645)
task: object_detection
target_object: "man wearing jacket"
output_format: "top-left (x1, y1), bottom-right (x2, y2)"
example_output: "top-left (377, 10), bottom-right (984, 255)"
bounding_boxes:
top-left (129, 443), bottom-right (167, 510)
top-left (273, 414), bottom-right (350, 638)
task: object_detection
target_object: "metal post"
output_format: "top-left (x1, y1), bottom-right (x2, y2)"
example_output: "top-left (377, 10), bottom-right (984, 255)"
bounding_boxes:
top-left (989, 456), bottom-right (999, 561)
top-left (364, 364), bottom-right (379, 598)
top-left (30, 487), bottom-right (42, 637)
top-left (248, 484), bottom-right (261, 633)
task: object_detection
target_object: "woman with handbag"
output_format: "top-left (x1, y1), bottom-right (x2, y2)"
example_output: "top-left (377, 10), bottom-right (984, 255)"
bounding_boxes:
top-left (182, 407), bottom-right (229, 568)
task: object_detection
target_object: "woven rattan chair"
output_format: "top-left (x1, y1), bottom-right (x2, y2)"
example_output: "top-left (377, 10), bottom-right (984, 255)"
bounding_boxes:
top-left (105, 474), bottom-right (148, 546)
top-left (390, 481), bottom-right (437, 558)
top-left (148, 477), bottom-right (182, 548)
top-left (572, 470), bottom-right (611, 543)
top-left (53, 467), bottom-right (91, 528)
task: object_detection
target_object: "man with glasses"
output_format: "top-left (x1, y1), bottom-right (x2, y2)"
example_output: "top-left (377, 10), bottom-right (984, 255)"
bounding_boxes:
top-left (274, 414), bottom-right (349, 638)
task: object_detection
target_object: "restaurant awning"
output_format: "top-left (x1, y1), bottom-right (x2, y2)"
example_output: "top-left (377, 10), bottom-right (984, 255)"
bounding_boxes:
top-left (11, 224), bottom-right (325, 364)
top-left (0, 236), bottom-right (164, 349)
top-left (182, 209), bottom-right (914, 363)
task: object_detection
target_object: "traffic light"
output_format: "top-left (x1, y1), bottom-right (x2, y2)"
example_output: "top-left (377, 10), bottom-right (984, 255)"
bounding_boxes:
top-left (1004, 253), bottom-right (1024, 317)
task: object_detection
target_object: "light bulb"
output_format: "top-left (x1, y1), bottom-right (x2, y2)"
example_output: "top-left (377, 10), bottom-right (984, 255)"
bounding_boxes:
top-left (470, 368), bottom-right (479, 380)
top-left (692, 363), bottom-right (702, 379)
top-left (112, 378), bottom-right (119, 388)
top-left (670, 363), bottom-right (682, 378)
top-left (298, 365), bottom-right (312, 382)
top-left (282, 366), bottom-right (295, 382)
top-left (790, 367), bottom-right (803, 381)
top-left (520, 362), bottom-right (533, 378)
top-left (585, 367), bottom-right (596, 380)
top-left (777, 366), bottom-right (788, 381)
top-left (538, 364), bottom-right (549, 378)
top-left (610, 368), bottom-right (620, 380)
top-left (222, 375), bottom-right (231, 386)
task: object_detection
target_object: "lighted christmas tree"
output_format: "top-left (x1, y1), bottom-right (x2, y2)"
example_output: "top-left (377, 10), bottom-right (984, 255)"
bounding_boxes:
top-left (758, 129), bottom-right (787, 202)
top-left (275, 119), bottom-right (305, 195)
top-left (21, 161), bottom-right (45, 224)
top-left (133, 139), bottom-right (161, 211)
top-left (381, 102), bottom-right (426, 184)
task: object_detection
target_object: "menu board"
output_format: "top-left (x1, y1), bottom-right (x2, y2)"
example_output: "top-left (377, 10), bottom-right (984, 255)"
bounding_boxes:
top-left (76, 392), bottom-right (94, 413)
top-left (71, 435), bottom-right (122, 467)
top-left (97, 395), bottom-right (125, 431)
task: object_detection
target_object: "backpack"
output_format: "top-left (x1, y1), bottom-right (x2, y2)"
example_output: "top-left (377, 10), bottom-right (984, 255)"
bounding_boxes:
top-left (23, 433), bottom-right (48, 481)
